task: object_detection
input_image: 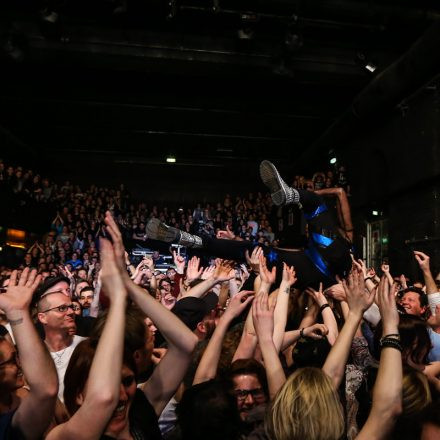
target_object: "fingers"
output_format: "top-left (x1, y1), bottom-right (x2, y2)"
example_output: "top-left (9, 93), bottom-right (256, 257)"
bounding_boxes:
top-left (319, 282), bottom-right (323, 293)
top-left (18, 267), bottom-right (29, 286)
top-left (9, 270), bottom-right (17, 286)
top-left (25, 268), bottom-right (37, 287)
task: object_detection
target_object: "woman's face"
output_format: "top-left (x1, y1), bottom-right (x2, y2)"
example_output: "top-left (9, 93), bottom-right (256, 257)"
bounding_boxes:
top-left (0, 340), bottom-right (24, 392)
top-left (104, 365), bottom-right (137, 436)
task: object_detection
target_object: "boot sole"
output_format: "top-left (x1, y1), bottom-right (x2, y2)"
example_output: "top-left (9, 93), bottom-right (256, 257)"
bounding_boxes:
top-left (259, 160), bottom-right (286, 206)
top-left (146, 218), bottom-right (178, 242)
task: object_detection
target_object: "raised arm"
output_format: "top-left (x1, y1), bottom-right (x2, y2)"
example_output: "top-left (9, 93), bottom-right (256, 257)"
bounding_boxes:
top-left (305, 282), bottom-right (339, 345)
top-left (47, 238), bottom-right (128, 440)
top-left (181, 260), bottom-right (234, 299)
top-left (104, 211), bottom-right (198, 416)
top-left (322, 268), bottom-right (375, 389)
top-left (193, 291), bottom-right (254, 385)
top-left (357, 277), bottom-right (402, 439)
top-left (381, 263), bottom-right (394, 288)
top-left (232, 255), bottom-right (275, 362)
top-left (414, 251), bottom-right (438, 294)
top-left (273, 263), bottom-right (296, 352)
top-left (252, 289), bottom-right (286, 399)
top-left (1, 269), bottom-right (58, 440)
top-left (281, 323), bottom-right (329, 350)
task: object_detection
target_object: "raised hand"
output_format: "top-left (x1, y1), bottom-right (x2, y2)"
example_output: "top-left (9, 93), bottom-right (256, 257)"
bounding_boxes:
top-left (104, 210), bottom-right (127, 274)
top-left (303, 323), bottom-right (329, 340)
top-left (143, 256), bottom-right (154, 270)
top-left (245, 246), bottom-right (264, 273)
top-left (0, 268), bottom-right (41, 315)
top-left (216, 225), bottom-right (235, 240)
top-left (186, 256), bottom-right (203, 283)
top-left (414, 251), bottom-right (431, 273)
top-left (258, 255), bottom-right (276, 286)
top-left (281, 263), bottom-right (297, 287)
top-left (375, 276), bottom-right (399, 330)
top-left (305, 282), bottom-right (327, 307)
top-left (399, 274), bottom-right (408, 290)
top-left (342, 268), bottom-right (375, 316)
top-left (213, 259), bottom-right (235, 282)
top-left (172, 250), bottom-right (186, 274)
top-left (201, 265), bottom-right (216, 280)
top-left (351, 257), bottom-right (367, 278)
top-left (325, 282), bottom-right (347, 302)
top-left (222, 290), bottom-right (254, 321)
top-left (381, 263), bottom-right (390, 273)
top-left (252, 290), bottom-right (276, 340)
top-left (99, 238), bottom-right (127, 303)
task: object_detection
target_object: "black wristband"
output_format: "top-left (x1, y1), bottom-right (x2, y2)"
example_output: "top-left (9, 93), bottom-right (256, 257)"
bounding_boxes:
top-left (364, 277), bottom-right (374, 282)
top-left (381, 333), bottom-right (400, 342)
top-left (379, 338), bottom-right (403, 352)
top-left (320, 303), bottom-right (330, 313)
top-left (300, 328), bottom-right (305, 339)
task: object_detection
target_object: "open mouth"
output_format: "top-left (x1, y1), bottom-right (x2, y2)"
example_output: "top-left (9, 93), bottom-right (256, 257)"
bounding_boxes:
top-left (112, 401), bottom-right (128, 418)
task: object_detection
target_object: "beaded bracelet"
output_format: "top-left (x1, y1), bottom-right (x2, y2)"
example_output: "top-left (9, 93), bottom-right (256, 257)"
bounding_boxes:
top-left (379, 338), bottom-right (403, 352)
top-left (381, 333), bottom-right (400, 341)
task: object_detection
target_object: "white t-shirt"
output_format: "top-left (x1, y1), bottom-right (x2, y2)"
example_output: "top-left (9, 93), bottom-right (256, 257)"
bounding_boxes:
top-left (50, 335), bottom-right (86, 402)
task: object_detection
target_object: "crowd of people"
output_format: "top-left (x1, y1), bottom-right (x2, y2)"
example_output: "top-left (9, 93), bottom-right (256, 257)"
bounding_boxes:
top-left (0, 158), bottom-right (439, 440)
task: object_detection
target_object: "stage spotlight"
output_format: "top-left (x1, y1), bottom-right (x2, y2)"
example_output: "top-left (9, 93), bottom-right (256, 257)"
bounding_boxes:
top-left (330, 157), bottom-right (337, 164)
top-left (166, 156), bottom-right (176, 163)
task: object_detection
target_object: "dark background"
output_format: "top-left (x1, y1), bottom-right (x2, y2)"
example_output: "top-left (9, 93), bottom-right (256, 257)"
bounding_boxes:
top-left (0, 0), bottom-right (439, 276)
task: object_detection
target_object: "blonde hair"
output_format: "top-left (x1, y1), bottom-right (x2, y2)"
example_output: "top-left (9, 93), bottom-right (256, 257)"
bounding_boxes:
top-left (402, 369), bottom-right (431, 416)
top-left (265, 367), bottom-right (344, 440)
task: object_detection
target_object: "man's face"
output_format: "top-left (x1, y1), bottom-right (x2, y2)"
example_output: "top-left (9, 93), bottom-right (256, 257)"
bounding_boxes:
top-left (75, 281), bottom-right (89, 297)
top-left (0, 340), bottom-right (24, 392)
top-left (79, 290), bottom-right (93, 309)
top-left (400, 291), bottom-right (426, 317)
top-left (38, 293), bottom-right (77, 334)
top-left (232, 374), bottom-right (266, 421)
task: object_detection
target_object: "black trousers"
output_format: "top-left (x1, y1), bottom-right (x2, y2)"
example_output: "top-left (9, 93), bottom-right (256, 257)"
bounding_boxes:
top-left (200, 190), bottom-right (352, 289)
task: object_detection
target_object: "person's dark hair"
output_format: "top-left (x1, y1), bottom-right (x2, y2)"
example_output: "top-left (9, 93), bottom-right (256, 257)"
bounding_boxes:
top-left (177, 379), bottom-right (243, 440)
top-left (64, 338), bottom-right (136, 416)
top-left (33, 275), bottom-right (70, 304)
top-left (225, 358), bottom-right (269, 399)
top-left (373, 314), bottom-right (431, 365)
top-left (399, 314), bottom-right (431, 365)
top-left (90, 305), bottom-right (147, 367)
top-left (79, 286), bottom-right (94, 295)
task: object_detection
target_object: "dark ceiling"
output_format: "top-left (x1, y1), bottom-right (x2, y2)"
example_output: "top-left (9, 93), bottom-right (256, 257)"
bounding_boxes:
top-left (1, 0), bottom-right (439, 183)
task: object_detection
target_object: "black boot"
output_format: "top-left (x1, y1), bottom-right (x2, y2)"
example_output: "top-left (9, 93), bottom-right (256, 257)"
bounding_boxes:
top-left (146, 218), bottom-right (203, 248)
top-left (260, 160), bottom-right (300, 206)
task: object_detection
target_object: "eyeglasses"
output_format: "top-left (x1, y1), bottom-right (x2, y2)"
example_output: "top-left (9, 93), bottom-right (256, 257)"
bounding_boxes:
top-left (42, 303), bottom-right (80, 313)
top-left (234, 388), bottom-right (265, 402)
